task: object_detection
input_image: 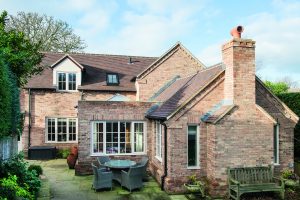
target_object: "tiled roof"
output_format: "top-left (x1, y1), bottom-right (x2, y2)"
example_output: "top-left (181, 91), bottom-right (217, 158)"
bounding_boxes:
top-left (146, 64), bottom-right (224, 119)
top-left (25, 52), bottom-right (157, 91)
top-left (201, 100), bottom-right (235, 123)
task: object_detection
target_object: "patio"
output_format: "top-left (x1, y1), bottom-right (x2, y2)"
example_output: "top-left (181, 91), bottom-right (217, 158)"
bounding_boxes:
top-left (29, 159), bottom-right (187, 200)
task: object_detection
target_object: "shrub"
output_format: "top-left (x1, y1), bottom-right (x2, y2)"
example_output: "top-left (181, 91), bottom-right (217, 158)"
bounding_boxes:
top-left (56, 148), bottom-right (70, 158)
top-left (0, 153), bottom-right (41, 197)
top-left (0, 59), bottom-right (13, 138)
top-left (0, 174), bottom-right (33, 200)
top-left (281, 169), bottom-right (294, 179)
top-left (28, 164), bottom-right (43, 176)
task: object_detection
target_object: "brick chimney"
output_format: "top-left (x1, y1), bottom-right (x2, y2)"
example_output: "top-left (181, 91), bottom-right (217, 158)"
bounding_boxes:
top-left (222, 33), bottom-right (256, 106)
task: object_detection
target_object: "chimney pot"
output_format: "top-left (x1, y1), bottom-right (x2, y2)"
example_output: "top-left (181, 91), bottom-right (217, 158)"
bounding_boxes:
top-left (230, 26), bottom-right (244, 38)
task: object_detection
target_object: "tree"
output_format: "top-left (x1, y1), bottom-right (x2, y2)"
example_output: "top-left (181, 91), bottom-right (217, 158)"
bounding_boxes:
top-left (264, 80), bottom-right (289, 95)
top-left (0, 11), bottom-right (43, 86)
top-left (7, 12), bottom-right (87, 53)
top-left (0, 11), bottom-right (42, 138)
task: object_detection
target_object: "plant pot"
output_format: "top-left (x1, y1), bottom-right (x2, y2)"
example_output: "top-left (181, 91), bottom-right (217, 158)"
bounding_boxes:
top-left (70, 146), bottom-right (78, 158)
top-left (67, 153), bottom-right (77, 169)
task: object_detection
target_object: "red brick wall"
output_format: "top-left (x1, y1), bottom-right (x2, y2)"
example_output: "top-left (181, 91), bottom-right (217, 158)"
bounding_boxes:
top-left (137, 46), bottom-right (203, 101)
top-left (20, 89), bottom-right (136, 153)
top-left (222, 39), bottom-right (256, 105)
top-left (162, 77), bottom-right (225, 193)
top-left (256, 80), bottom-right (296, 171)
top-left (75, 101), bottom-right (154, 175)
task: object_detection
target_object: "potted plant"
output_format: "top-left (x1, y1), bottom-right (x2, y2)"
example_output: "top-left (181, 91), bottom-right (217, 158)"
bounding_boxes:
top-left (67, 146), bottom-right (78, 169)
top-left (281, 169), bottom-right (299, 188)
top-left (184, 174), bottom-right (205, 199)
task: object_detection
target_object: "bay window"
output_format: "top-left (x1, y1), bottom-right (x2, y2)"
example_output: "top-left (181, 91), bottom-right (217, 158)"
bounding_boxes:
top-left (46, 118), bottom-right (77, 142)
top-left (92, 121), bottom-right (146, 155)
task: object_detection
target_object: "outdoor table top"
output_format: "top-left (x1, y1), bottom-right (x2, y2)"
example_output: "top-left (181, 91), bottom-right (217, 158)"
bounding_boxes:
top-left (104, 159), bottom-right (136, 169)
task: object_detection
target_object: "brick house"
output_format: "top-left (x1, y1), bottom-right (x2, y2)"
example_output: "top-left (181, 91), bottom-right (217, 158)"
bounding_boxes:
top-left (21, 33), bottom-right (298, 196)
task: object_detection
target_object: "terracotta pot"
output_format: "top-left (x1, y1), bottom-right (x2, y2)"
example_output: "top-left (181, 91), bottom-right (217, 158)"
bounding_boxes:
top-left (70, 146), bottom-right (78, 158)
top-left (67, 153), bottom-right (77, 169)
top-left (230, 26), bottom-right (244, 38)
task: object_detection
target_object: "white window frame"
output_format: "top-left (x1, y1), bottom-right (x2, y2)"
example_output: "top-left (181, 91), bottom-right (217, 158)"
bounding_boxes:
top-left (57, 72), bottom-right (77, 91)
top-left (274, 123), bottom-right (280, 165)
top-left (45, 117), bottom-right (78, 143)
top-left (187, 124), bottom-right (200, 169)
top-left (155, 121), bottom-right (162, 162)
top-left (90, 121), bottom-right (147, 156)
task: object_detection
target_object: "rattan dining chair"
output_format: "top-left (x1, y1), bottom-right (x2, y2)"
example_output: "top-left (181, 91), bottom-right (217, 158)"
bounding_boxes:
top-left (91, 163), bottom-right (112, 191)
top-left (136, 156), bottom-right (149, 180)
top-left (97, 156), bottom-right (110, 169)
top-left (121, 165), bottom-right (144, 192)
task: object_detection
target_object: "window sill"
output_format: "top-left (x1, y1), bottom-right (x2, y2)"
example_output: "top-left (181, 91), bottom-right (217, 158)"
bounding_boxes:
top-left (45, 141), bottom-right (78, 144)
top-left (273, 163), bottom-right (280, 166)
top-left (155, 156), bottom-right (162, 162)
top-left (187, 166), bottom-right (200, 170)
top-left (90, 152), bottom-right (147, 156)
top-left (56, 90), bottom-right (78, 93)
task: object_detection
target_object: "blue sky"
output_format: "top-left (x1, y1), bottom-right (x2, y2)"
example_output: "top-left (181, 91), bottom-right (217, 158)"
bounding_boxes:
top-left (1, 0), bottom-right (300, 86)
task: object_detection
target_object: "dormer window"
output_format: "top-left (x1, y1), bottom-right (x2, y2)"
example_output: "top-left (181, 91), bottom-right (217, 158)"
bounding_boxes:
top-left (107, 73), bottom-right (119, 86)
top-left (58, 72), bottom-right (77, 91)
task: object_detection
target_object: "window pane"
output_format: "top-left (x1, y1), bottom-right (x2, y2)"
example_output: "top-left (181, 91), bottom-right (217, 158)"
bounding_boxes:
top-left (68, 119), bottom-right (77, 141)
top-left (47, 118), bottom-right (56, 142)
top-left (134, 123), bottom-right (144, 152)
top-left (58, 73), bottom-right (66, 90)
top-left (68, 73), bottom-right (76, 90)
top-left (57, 118), bottom-right (67, 142)
top-left (107, 74), bottom-right (118, 84)
top-left (106, 122), bottom-right (119, 154)
top-left (155, 121), bottom-right (162, 158)
top-left (274, 124), bottom-right (279, 164)
top-left (188, 125), bottom-right (198, 167)
top-left (93, 123), bottom-right (103, 153)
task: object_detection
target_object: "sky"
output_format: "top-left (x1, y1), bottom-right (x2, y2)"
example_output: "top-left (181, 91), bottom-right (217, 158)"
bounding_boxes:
top-left (1, 0), bottom-right (300, 86)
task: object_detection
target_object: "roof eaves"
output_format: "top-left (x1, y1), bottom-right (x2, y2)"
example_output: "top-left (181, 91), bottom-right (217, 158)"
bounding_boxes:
top-left (212, 105), bottom-right (236, 124)
top-left (145, 115), bottom-right (167, 120)
top-left (256, 76), bottom-right (299, 123)
top-left (148, 75), bottom-right (181, 101)
top-left (136, 42), bottom-right (181, 79)
top-left (50, 54), bottom-right (84, 71)
top-left (77, 88), bottom-right (136, 92)
top-left (255, 104), bottom-right (277, 124)
top-left (137, 42), bottom-right (205, 79)
top-left (166, 69), bottom-right (225, 121)
top-left (179, 42), bottom-right (206, 69)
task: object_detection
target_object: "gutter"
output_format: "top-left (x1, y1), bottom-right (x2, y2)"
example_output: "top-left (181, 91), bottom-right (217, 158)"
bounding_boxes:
top-left (161, 122), bottom-right (168, 191)
top-left (28, 89), bottom-right (31, 148)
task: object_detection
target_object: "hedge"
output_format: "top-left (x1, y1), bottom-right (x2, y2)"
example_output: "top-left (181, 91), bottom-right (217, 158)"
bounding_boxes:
top-left (0, 54), bottom-right (21, 139)
top-left (277, 93), bottom-right (300, 158)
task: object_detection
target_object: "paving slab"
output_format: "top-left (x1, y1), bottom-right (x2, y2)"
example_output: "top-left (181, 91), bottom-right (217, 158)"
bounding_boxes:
top-left (28, 159), bottom-right (187, 200)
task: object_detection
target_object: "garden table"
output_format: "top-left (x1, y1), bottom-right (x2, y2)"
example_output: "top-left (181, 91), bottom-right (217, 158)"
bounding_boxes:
top-left (104, 160), bottom-right (136, 183)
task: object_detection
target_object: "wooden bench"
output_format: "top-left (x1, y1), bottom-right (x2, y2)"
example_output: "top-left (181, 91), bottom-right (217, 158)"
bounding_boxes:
top-left (227, 166), bottom-right (285, 200)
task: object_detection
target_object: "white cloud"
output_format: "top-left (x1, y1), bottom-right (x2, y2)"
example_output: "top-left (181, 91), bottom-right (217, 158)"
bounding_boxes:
top-left (197, 0), bottom-right (300, 85)
top-left (197, 43), bottom-right (222, 66)
top-left (92, 0), bottom-right (207, 55)
top-left (246, 12), bottom-right (300, 83)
